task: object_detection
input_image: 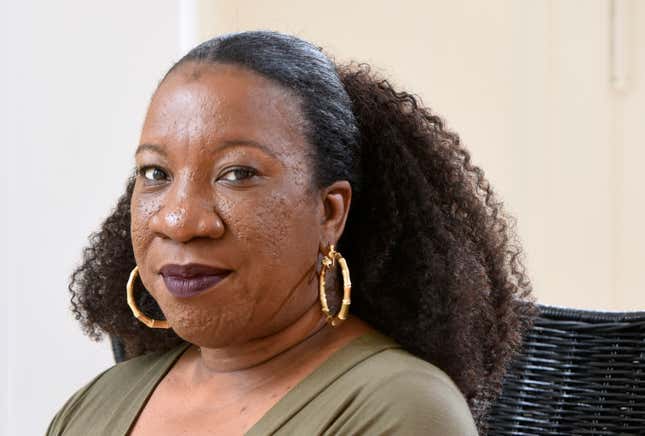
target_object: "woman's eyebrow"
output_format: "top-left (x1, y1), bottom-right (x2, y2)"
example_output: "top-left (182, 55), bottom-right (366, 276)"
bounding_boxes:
top-left (134, 143), bottom-right (165, 157)
top-left (216, 139), bottom-right (280, 159)
top-left (134, 140), bottom-right (279, 159)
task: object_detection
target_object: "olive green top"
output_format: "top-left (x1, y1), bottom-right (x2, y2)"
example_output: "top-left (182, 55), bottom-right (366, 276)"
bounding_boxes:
top-left (47, 331), bottom-right (478, 435)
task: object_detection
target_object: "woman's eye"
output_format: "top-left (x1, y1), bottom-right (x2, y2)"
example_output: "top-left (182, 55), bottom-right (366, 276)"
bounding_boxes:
top-left (220, 167), bottom-right (257, 182)
top-left (138, 166), bottom-right (168, 182)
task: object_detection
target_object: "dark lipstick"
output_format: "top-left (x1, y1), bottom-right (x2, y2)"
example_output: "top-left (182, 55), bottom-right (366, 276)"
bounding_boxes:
top-left (159, 263), bottom-right (231, 298)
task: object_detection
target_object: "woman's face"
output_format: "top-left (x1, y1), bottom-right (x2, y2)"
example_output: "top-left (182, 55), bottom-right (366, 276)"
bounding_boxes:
top-left (131, 62), bottom-right (349, 348)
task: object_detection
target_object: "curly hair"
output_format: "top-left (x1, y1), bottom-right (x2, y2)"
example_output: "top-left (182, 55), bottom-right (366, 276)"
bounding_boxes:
top-left (69, 31), bottom-right (537, 434)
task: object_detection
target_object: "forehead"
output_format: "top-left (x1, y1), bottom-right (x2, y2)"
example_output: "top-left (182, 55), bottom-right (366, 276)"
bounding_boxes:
top-left (141, 62), bottom-right (308, 157)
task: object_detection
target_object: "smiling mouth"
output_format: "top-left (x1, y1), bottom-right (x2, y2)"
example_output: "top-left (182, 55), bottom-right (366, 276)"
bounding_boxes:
top-left (159, 262), bottom-right (232, 298)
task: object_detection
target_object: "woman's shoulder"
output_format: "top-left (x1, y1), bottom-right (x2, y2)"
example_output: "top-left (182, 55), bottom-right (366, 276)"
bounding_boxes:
top-left (63, 342), bottom-right (188, 403)
top-left (307, 330), bottom-right (479, 435)
top-left (354, 346), bottom-right (478, 430)
top-left (342, 330), bottom-right (466, 394)
top-left (260, 330), bottom-right (478, 436)
top-left (46, 342), bottom-right (189, 435)
top-left (92, 341), bottom-right (190, 385)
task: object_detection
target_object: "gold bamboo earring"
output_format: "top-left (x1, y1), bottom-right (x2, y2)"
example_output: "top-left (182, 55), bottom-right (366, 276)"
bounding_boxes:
top-left (319, 244), bottom-right (352, 327)
top-left (126, 265), bottom-right (170, 329)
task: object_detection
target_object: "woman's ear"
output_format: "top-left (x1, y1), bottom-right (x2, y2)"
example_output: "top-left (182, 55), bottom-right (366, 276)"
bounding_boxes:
top-left (318, 180), bottom-right (352, 252)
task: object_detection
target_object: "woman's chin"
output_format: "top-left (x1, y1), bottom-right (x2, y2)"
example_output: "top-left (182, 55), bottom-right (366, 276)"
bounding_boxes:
top-left (164, 313), bottom-right (252, 349)
top-left (173, 328), bottom-right (244, 349)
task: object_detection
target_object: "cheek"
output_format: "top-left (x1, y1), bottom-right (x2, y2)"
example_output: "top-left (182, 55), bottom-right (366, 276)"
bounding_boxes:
top-left (130, 190), bottom-right (163, 263)
top-left (233, 158), bottom-right (318, 261)
top-left (236, 192), bottom-right (314, 261)
top-left (229, 187), bottom-right (320, 299)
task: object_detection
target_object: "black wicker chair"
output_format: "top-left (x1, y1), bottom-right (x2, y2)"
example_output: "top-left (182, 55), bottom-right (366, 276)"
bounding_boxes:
top-left (110, 334), bottom-right (127, 364)
top-left (486, 304), bottom-right (645, 435)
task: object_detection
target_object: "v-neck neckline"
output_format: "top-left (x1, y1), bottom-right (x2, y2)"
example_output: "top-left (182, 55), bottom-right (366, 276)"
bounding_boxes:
top-left (124, 330), bottom-right (401, 435)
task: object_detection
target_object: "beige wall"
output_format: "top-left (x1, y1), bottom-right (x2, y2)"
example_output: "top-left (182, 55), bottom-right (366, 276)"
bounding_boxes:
top-left (194, 0), bottom-right (644, 311)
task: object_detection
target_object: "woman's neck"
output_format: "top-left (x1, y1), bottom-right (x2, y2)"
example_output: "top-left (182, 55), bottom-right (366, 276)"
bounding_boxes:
top-left (177, 305), bottom-right (372, 395)
top-left (196, 300), bottom-right (329, 373)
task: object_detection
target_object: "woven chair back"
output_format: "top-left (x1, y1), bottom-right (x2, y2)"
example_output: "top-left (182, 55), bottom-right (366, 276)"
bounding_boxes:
top-left (487, 304), bottom-right (645, 435)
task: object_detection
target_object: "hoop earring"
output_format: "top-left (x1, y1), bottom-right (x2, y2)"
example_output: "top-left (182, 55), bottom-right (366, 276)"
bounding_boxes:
top-left (126, 265), bottom-right (170, 329)
top-left (319, 244), bottom-right (352, 327)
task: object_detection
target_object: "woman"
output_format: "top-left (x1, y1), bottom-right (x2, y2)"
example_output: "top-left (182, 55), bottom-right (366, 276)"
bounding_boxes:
top-left (48, 30), bottom-right (536, 435)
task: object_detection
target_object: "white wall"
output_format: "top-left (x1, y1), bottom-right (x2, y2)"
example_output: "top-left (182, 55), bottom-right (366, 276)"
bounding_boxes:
top-left (1, 1), bottom-right (179, 434)
top-left (1, 0), bottom-right (10, 426)
top-left (1, 0), bottom-right (11, 424)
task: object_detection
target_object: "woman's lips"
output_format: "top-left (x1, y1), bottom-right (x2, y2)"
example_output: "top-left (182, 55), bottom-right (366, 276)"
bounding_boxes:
top-left (159, 263), bottom-right (231, 298)
top-left (162, 273), bottom-right (229, 298)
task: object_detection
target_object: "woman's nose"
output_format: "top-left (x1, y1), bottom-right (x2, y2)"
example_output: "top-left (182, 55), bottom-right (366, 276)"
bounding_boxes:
top-left (148, 185), bottom-right (225, 242)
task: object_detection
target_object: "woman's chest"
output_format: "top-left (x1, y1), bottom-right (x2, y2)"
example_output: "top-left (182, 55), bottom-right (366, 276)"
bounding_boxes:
top-left (128, 393), bottom-right (280, 436)
top-left (127, 400), bottom-right (269, 436)
top-left (127, 373), bottom-right (296, 435)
